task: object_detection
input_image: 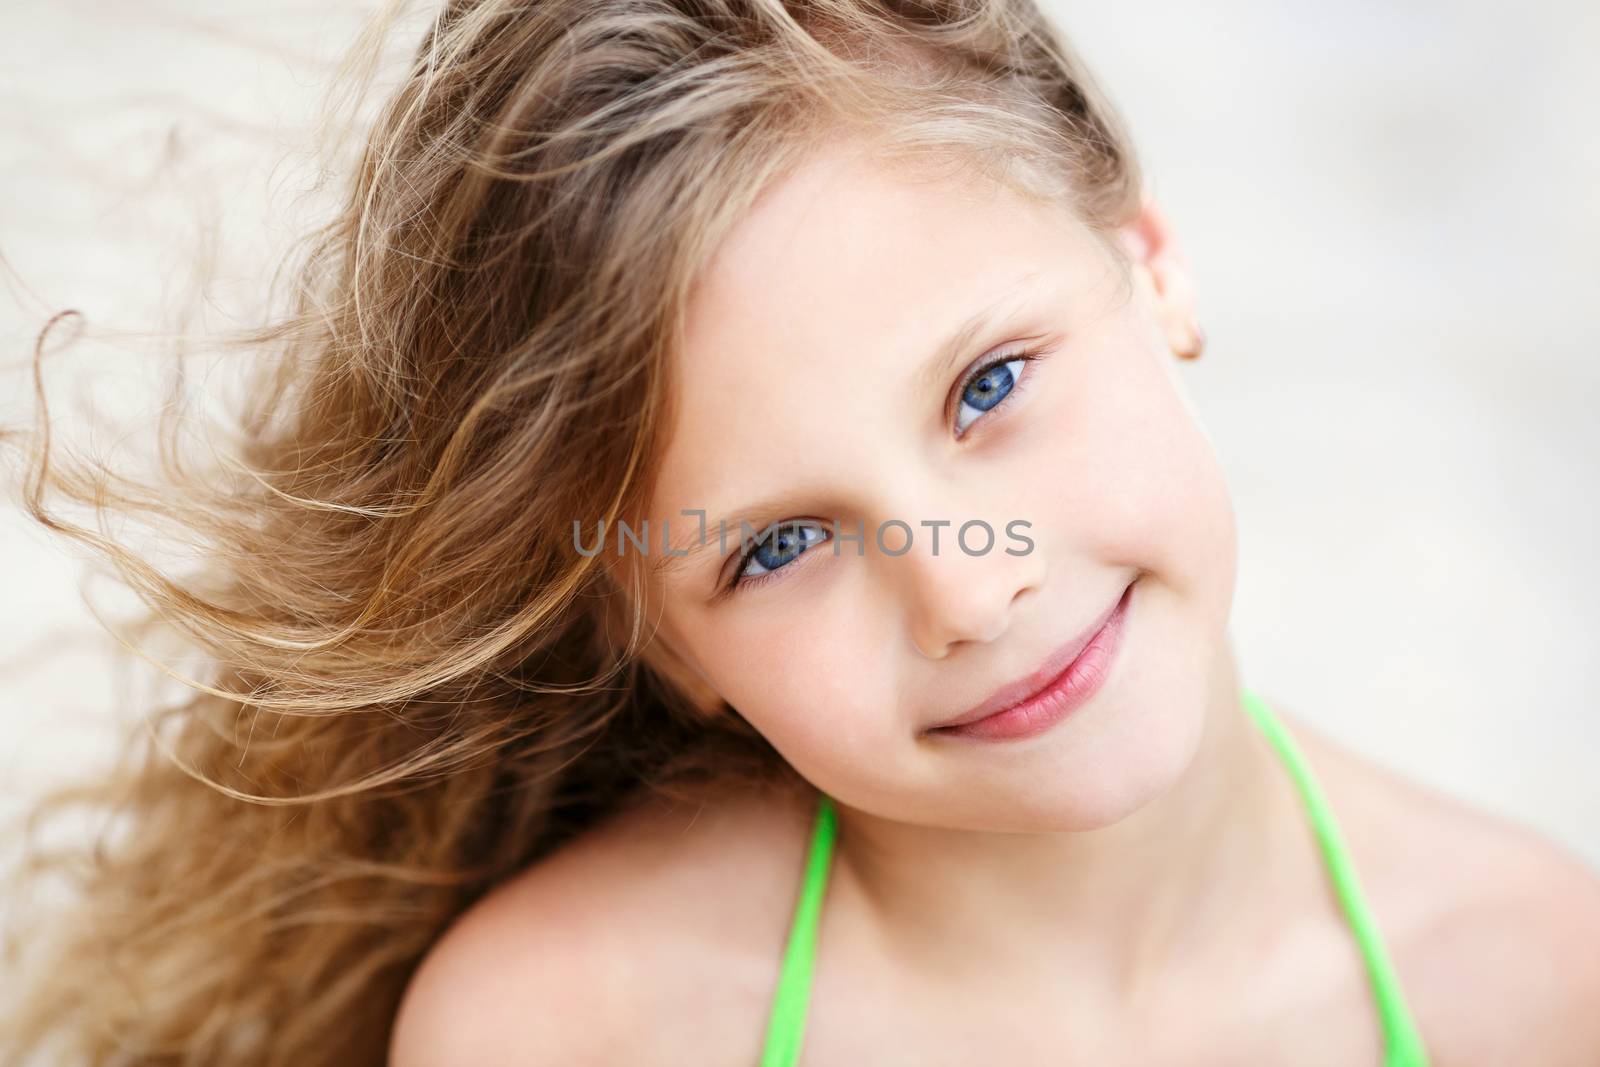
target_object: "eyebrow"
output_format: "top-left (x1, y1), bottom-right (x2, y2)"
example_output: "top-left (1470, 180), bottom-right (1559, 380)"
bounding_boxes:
top-left (916, 268), bottom-right (1046, 394)
top-left (649, 499), bottom-right (798, 582)
top-left (656, 266), bottom-right (1050, 587)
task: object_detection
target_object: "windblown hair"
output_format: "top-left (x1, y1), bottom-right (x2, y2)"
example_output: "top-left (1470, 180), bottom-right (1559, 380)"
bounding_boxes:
top-left (0, 0), bottom-right (1140, 1062)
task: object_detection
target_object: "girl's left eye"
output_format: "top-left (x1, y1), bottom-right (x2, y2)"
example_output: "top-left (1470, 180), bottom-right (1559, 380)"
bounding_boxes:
top-left (953, 348), bottom-right (1041, 436)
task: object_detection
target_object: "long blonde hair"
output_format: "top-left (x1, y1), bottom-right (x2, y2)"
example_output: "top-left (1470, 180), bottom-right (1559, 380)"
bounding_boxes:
top-left (0, 0), bottom-right (1140, 1062)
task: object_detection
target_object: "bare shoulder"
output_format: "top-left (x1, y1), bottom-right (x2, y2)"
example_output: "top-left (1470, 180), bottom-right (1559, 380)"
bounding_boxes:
top-left (1284, 706), bottom-right (1600, 1067)
top-left (389, 774), bottom-right (819, 1067)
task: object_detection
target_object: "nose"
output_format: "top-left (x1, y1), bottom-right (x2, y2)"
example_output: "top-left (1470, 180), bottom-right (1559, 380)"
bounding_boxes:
top-left (897, 520), bottom-right (1044, 659)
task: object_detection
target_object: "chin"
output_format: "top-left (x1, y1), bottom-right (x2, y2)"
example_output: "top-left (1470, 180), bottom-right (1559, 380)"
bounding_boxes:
top-left (951, 649), bottom-right (1215, 834)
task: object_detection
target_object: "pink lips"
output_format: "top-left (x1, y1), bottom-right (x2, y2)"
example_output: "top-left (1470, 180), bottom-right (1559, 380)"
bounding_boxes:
top-left (926, 578), bottom-right (1136, 742)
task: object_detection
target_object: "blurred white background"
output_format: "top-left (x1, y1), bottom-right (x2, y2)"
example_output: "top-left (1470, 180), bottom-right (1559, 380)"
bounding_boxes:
top-left (2, 0), bottom-right (1596, 882)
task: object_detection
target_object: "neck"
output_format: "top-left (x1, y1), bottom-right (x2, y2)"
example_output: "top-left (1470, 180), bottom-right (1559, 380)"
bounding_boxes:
top-left (828, 636), bottom-right (1301, 1002)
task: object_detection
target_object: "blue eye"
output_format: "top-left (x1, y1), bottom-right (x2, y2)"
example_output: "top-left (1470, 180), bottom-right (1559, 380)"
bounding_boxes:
top-left (718, 345), bottom-right (1044, 597)
top-left (728, 520), bottom-right (828, 591)
top-left (954, 352), bottom-right (1033, 435)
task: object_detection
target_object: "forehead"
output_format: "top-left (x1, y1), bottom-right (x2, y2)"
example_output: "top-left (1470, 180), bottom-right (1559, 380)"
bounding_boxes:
top-left (679, 145), bottom-right (1075, 377)
top-left (648, 142), bottom-right (1092, 577)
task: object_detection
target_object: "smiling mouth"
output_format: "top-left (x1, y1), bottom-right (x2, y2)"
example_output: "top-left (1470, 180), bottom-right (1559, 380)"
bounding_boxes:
top-left (924, 577), bottom-right (1136, 740)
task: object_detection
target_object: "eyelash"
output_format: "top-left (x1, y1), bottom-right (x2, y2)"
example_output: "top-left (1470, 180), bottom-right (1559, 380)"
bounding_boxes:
top-left (720, 344), bottom-right (1045, 596)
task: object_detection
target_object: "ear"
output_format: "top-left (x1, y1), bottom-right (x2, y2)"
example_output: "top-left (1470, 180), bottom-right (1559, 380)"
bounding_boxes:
top-left (1114, 191), bottom-right (1202, 359)
top-left (596, 560), bottom-right (727, 719)
top-left (637, 621), bottom-right (726, 721)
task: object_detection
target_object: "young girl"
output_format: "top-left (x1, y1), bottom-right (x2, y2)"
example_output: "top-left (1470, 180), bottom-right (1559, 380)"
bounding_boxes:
top-left (4, 0), bottom-right (1598, 1065)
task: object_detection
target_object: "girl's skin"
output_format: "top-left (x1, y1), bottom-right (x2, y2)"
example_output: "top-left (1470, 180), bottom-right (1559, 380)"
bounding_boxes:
top-left (392, 136), bottom-right (1600, 1065)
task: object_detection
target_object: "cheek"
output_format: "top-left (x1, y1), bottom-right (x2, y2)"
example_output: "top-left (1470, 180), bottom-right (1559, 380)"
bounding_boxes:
top-left (1030, 330), bottom-right (1236, 622)
top-left (688, 604), bottom-right (906, 784)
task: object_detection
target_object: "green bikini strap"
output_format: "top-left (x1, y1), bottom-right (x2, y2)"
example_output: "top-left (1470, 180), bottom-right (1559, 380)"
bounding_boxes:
top-left (759, 790), bottom-right (837, 1067)
top-left (761, 691), bottom-right (1429, 1067)
top-left (1240, 687), bottom-right (1430, 1067)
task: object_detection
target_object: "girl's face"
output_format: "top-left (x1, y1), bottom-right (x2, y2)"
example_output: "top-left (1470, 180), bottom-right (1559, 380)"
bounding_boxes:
top-left (639, 140), bottom-right (1237, 832)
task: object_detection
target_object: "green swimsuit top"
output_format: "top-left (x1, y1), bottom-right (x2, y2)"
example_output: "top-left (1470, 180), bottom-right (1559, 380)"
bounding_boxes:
top-left (758, 686), bottom-right (1431, 1066)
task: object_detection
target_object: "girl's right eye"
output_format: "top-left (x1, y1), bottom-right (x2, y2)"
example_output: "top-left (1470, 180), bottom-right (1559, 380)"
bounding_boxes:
top-left (726, 520), bottom-right (829, 593)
